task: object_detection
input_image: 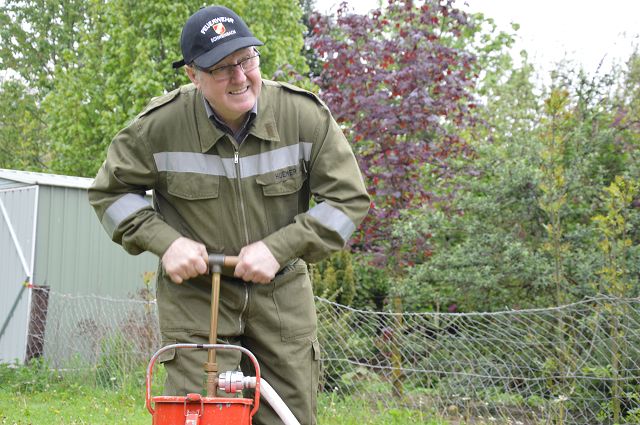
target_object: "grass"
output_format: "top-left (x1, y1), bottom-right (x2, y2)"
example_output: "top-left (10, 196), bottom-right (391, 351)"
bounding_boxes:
top-left (317, 393), bottom-right (447, 425)
top-left (1, 388), bottom-right (145, 425)
top-left (0, 362), bottom-right (446, 424)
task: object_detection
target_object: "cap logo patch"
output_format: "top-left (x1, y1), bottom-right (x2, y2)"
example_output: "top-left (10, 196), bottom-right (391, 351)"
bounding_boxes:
top-left (212, 23), bottom-right (226, 35)
top-left (200, 16), bottom-right (235, 35)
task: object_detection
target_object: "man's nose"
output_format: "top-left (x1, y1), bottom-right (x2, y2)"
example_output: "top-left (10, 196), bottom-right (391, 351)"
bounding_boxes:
top-left (229, 64), bottom-right (247, 82)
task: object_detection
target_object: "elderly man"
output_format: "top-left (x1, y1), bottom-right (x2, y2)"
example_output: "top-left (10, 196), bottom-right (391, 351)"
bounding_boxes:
top-left (89, 5), bottom-right (369, 425)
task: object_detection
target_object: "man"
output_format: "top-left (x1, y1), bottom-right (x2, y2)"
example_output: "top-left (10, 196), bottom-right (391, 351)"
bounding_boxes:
top-left (89, 5), bottom-right (369, 425)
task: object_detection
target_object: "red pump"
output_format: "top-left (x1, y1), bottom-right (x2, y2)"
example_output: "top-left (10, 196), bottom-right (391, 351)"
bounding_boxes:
top-left (145, 343), bottom-right (261, 425)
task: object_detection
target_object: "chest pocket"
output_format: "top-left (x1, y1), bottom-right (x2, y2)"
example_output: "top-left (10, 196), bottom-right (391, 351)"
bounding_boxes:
top-left (167, 172), bottom-right (219, 200)
top-left (163, 172), bottom-right (222, 251)
top-left (256, 165), bottom-right (305, 196)
top-left (256, 165), bottom-right (308, 232)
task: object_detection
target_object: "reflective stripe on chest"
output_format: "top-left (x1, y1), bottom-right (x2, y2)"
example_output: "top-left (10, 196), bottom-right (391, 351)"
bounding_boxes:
top-left (153, 143), bottom-right (312, 179)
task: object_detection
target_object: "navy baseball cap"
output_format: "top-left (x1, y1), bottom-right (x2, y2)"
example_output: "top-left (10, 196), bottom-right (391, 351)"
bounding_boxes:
top-left (172, 6), bottom-right (263, 69)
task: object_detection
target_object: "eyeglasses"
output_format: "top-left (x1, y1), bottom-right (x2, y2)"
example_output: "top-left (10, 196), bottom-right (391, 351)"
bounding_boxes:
top-left (199, 52), bottom-right (261, 81)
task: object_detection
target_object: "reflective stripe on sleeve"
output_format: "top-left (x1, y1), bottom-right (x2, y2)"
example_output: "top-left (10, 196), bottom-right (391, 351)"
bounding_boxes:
top-left (102, 193), bottom-right (151, 237)
top-left (152, 143), bottom-right (313, 179)
top-left (307, 202), bottom-right (356, 243)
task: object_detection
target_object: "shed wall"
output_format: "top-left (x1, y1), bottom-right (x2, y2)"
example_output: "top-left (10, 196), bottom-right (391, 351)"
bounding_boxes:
top-left (0, 185), bottom-right (37, 363)
top-left (33, 185), bottom-right (158, 365)
top-left (33, 185), bottom-right (158, 297)
top-left (1, 173), bottom-right (160, 364)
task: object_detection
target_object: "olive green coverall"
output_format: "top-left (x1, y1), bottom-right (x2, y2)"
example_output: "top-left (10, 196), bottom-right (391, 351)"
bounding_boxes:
top-left (89, 80), bottom-right (370, 425)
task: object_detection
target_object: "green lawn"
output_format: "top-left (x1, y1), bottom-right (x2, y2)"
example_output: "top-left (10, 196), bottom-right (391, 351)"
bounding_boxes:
top-left (1, 390), bottom-right (445, 425)
top-left (0, 363), bottom-right (445, 424)
top-left (1, 388), bottom-right (143, 424)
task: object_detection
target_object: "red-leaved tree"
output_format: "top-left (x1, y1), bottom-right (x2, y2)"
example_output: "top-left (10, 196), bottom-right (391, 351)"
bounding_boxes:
top-left (308, 0), bottom-right (479, 267)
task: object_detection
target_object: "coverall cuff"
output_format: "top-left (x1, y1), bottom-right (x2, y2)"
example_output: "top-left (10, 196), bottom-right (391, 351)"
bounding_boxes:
top-left (262, 231), bottom-right (298, 267)
top-left (146, 226), bottom-right (183, 258)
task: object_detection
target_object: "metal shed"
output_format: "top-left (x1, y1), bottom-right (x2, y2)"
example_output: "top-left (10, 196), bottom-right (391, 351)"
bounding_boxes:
top-left (0, 168), bottom-right (157, 364)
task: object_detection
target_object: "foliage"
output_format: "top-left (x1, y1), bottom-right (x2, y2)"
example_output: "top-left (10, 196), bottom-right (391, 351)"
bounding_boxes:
top-left (298, 0), bottom-right (324, 79)
top-left (592, 176), bottom-right (639, 297)
top-left (0, 0), bottom-right (88, 92)
top-left (393, 61), bottom-right (551, 312)
top-left (352, 258), bottom-right (391, 310)
top-left (0, 0), bottom-right (308, 176)
top-left (0, 357), bottom-right (57, 393)
top-left (612, 50), bottom-right (640, 199)
top-left (307, 0), bottom-right (481, 266)
top-left (304, 1), bottom-right (638, 313)
top-left (311, 249), bottom-right (356, 305)
top-left (0, 80), bottom-right (48, 170)
top-left (613, 51), bottom-right (640, 157)
top-left (591, 176), bottom-right (639, 422)
top-left (538, 87), bottom-right (572, 306)
top-left (392, 50), bottom-right (640, 312)
top-left (95, 333), bottom-right (144, 389)
top-left (312, 250), bottom-right (398, 311)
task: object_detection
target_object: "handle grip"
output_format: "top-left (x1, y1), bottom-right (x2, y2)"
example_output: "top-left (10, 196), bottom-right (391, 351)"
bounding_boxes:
top-left (208, 254), bottom-right (239, 273)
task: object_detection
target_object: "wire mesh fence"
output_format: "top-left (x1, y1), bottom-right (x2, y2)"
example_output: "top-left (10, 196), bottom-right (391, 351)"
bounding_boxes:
top-left (24, 287), bottom-right (640, 424)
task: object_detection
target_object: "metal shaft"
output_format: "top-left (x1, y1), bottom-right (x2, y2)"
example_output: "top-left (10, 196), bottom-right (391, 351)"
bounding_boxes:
top-left (205, 254), bottom-right (239, 397)
top-left (206, 270), bottom-right (221, 396)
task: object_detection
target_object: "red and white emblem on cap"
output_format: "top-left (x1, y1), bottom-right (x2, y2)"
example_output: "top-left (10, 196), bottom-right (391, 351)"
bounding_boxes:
top-left (212, 23), bottom-right (226, 35)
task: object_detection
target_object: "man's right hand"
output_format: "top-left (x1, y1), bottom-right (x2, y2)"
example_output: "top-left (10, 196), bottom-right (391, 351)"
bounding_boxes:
top-left (161, 237), bottom-right (208, 284)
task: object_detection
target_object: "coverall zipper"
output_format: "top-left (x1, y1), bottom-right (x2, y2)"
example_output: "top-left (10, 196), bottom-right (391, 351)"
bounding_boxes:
top-left (234, 148), bottom-right (250, 333)
top-left (234, 150), bottom-right (251, 246)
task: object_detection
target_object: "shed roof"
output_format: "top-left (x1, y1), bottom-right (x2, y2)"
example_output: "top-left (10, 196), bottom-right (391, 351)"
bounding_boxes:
top-left (0, 169), bottom-right (94, 189)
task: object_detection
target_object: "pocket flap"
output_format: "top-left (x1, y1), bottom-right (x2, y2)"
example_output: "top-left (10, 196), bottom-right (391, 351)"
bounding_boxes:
top-left (167, 173), bottom-right (219, 200)
top-left (256, 167), bottom-right (305, 196)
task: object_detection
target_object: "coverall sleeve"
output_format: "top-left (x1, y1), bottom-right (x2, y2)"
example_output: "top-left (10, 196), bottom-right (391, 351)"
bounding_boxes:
top-left (88, 121), bottom-right (182, 257)
top-left (261, 105), bottom-right (370, 265)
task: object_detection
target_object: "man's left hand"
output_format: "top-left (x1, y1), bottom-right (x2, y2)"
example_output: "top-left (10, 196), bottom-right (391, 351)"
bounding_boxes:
top-left (234, 241), bottom-right (280, 284)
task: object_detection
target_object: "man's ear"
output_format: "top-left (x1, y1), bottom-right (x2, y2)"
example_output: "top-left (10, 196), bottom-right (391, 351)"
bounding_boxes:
top-left (185, 66), bottom-right (199, 88)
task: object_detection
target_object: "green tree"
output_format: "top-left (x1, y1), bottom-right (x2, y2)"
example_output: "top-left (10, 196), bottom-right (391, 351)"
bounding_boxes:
top-left (592, 176), bottom-right (639, 423)
top-left (592, 176), bottom-right (639, 297)
top-left (394, 52), bottom-right (640, 312)
top-left (612, 50), bottom-right (640, 184)
top-left (307, 0), bottom-right (481, 267)
top-left (0, 0), bottom-right (88, 92)
top-left (1, 0), bottom-right (88, 171)
top-left (388, 45), bottom-right (549, 311)
top-left (0, 80), bottom-right (48, 169)
top-left (311, 250), bottom-right (356, 305)
top-left (538, 87), bottom-right (572, 307)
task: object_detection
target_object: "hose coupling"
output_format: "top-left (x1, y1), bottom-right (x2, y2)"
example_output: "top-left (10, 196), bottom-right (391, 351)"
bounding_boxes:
top-left (218, 371), bottom-right (256, 393)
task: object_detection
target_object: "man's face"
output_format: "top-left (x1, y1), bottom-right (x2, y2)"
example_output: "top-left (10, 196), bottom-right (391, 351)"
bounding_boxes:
top-left (186, 47), bottom-right (261, 129)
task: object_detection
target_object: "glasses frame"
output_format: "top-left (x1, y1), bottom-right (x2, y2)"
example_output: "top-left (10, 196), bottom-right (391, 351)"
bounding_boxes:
top-left (196, 49), bottom-right (261, 81)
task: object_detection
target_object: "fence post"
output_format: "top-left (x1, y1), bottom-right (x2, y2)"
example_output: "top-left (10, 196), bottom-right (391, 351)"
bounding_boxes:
top-left (391, 296), bottom-right (404, 399)
top-left (26, 285), bottom-right (50, 362)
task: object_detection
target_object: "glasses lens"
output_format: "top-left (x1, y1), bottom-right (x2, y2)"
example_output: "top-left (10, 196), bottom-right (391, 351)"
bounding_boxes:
top-left (210, 69), bottom-right (228, 81)
top-left (241, 55), bottom-right (260, 73)
top-left (208, 54), bottom-right (260, 81)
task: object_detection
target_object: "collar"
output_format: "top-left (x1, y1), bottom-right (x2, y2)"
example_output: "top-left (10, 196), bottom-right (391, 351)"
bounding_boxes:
top-left (195, 83), bottom-right (280, 153)
top-left (203, 98), bottom-right (258, 140)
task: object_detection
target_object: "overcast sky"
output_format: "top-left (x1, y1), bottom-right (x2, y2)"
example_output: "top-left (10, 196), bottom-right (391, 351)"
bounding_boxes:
top-left (314, 0), bottom-right (640, 78)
